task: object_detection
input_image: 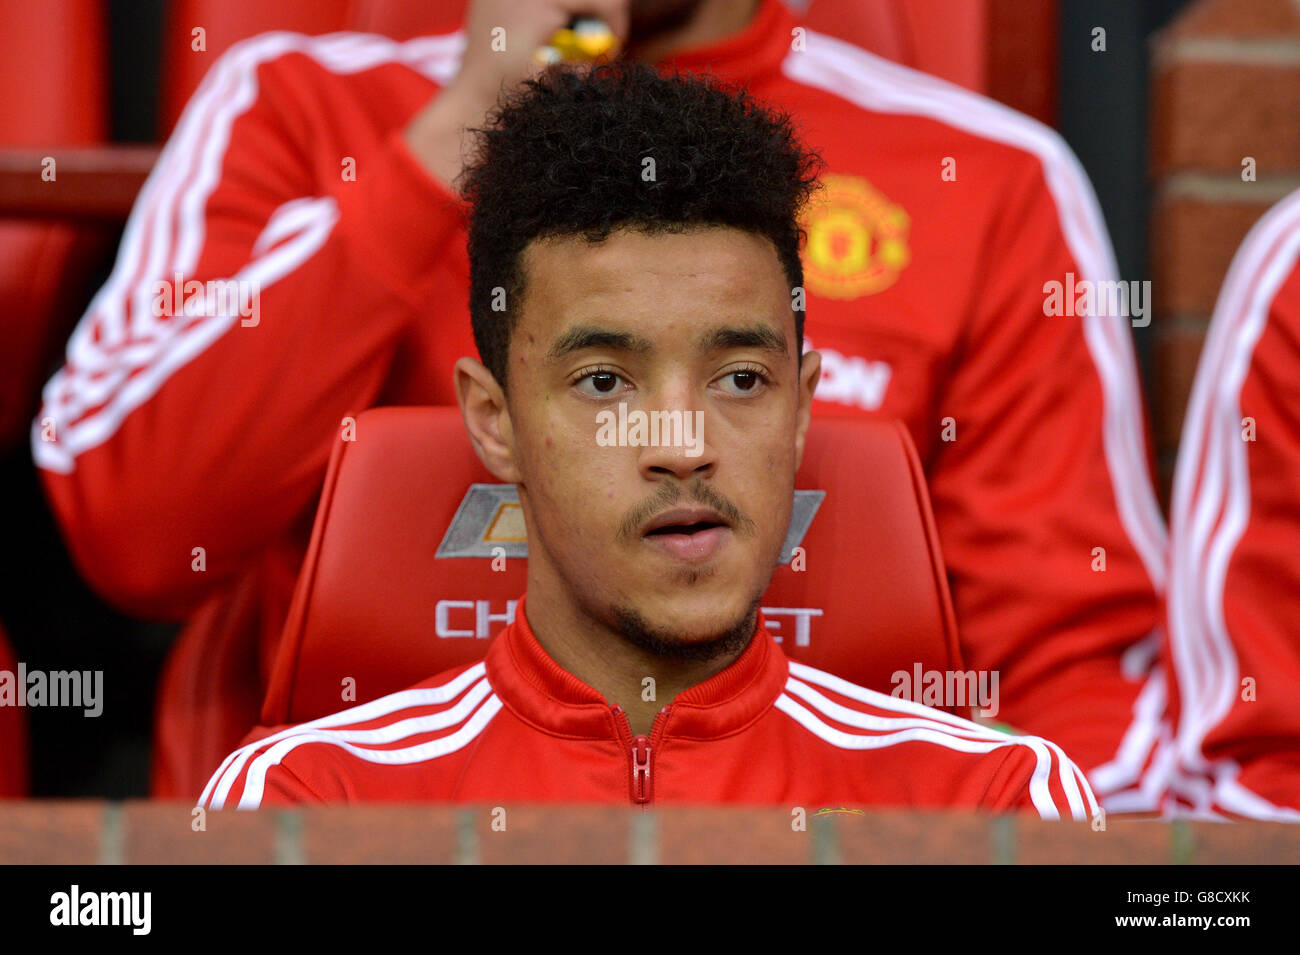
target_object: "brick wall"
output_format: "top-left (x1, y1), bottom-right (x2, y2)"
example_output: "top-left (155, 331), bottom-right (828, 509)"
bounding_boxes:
top-left (1151, 0), bottom-right (1300, 499)
top-left (1, 802), bottom-right (1298, 863)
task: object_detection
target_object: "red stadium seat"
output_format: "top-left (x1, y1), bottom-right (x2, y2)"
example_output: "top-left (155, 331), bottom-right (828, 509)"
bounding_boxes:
top-left (0, 0), bottom-right (109, 452)
top-left (260, 406), bottom-right (964, 727)
top-left (0, 622), bottom-right (29, 797)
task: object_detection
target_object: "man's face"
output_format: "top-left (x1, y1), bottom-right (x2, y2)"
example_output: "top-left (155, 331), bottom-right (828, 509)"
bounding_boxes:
top-left (628, 0), bottom-right (704, 38)
top-left (501, 226), bottom-right (819, 652)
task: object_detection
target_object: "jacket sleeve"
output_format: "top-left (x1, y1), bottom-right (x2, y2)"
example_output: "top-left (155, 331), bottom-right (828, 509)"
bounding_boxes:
top-left (200, 730), bottom-right (340, 810)
top-left (260, 764), bottom-right (327, 806)
top-left (923, 142), bottom-right (1168, 771)
top-left (981, 736), bottom-right (1101, 821)
top-left (1167, 192), bottom-right (1300, 820)
top-left (31, 34), bottom-right (466, 620)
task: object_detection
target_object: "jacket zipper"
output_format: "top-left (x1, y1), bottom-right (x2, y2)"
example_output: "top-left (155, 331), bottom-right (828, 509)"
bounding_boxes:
top-left (611, 704), bottom-right (670, 805)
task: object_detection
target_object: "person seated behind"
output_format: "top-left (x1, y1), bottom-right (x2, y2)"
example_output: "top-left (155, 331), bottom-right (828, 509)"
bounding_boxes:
top-left (1166, 185), bottom-right (1300, 821)
top-left (202, 63), bottom-right (1095, 819)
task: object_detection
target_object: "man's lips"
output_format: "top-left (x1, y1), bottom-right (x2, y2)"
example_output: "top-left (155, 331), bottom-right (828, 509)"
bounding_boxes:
top-left (641, 505), bottom-right (729, 536)
top-left (643, 524), bottom-right (730, 562)
top-left (641, 507), bottom-right (731, 562)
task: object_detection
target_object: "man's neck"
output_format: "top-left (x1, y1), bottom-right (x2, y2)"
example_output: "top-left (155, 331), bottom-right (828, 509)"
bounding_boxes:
top-left (523, 586), bottom-right (752, 737)
top-left (625, 0), bottom-right (762, 64)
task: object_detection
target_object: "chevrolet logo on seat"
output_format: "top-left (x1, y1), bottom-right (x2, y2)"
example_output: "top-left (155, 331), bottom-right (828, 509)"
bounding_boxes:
top-left (435, 484), bottom-right (825, 564)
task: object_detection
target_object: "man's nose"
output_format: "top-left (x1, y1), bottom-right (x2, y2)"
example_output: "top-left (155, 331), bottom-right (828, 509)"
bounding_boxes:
top-left (636, 406), bottom-right (715, 482)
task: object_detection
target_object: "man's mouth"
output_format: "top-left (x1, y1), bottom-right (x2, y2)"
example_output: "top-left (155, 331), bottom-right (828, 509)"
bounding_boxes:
top-left (642, 507), bottom-right (732, 562)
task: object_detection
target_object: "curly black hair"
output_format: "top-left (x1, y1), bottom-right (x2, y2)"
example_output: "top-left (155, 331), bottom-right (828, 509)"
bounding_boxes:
top-left (460, 61), bottom-right (823, 390)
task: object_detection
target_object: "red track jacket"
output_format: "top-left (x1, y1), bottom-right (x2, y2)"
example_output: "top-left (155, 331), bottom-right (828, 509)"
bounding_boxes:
top-left (201, 602), bottom-right (1098, 817)
top-left (34, 0), bottom-right (1166, 802)
top-left (1167, 187), bottom-right (1300, 821)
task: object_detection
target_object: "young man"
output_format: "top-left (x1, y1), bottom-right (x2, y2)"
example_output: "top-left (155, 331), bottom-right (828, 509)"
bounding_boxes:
top-left (1167, 186), bottom-right (1300, 821)
top-left (38, 0), bottom-right (1163, 807)
top-left (202, 65), bottom-right (1096, 817)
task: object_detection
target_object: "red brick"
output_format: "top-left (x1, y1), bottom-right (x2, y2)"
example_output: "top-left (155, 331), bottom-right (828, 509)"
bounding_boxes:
top-left (474, 806), bottom-right (629, 864)
top-left (1163, 0), bottom-right (1300, 39)
top-left (1151, 197), bottom-right (1271, 314)
top-left (1017, 819), bottom-right (1173, 864)
top-left (302, 807), bottom-right (459, 864)
top-left (125, 801), bottom-right (277, 864)
top-left (1188, 821), bottom-right (1300, 863)
top-left (1152, 62), bottom-right (1300, 175)
top-left (838, 810), bottom-right (991, 864)
top-left (1153, 323), bottom-right (1208, 453)
top-left (657, 807), bottom-right (811, 864)
top-left (0, 801), bottom-right (102, 864)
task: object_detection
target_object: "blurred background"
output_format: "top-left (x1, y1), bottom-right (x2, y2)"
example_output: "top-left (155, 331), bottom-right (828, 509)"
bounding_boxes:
top-left (0, 0), bottom-right (1281, 797)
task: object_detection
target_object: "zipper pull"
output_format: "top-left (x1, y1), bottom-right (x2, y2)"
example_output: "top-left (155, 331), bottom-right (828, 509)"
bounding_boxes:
top-left (611, 705), bottom-right (661, 805)
top-left (631, 735), bottom-right (652, 804)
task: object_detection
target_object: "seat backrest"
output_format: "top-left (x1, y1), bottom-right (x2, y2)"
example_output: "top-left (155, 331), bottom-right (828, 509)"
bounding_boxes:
top-left (264, 406), bottom-right (962, 724)
top-left (0, 0), bottom-right (109, 451)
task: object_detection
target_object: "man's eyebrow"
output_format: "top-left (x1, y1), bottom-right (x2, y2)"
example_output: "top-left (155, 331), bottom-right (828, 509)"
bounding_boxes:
top-left (696, 324), bottom-right (789, 356)
top-left (546, 326), bottom-right (655, 363)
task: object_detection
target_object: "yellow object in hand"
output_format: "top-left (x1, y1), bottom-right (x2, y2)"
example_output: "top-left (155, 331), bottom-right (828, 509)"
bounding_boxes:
top-left (535, 17), bottom-right (617, 65)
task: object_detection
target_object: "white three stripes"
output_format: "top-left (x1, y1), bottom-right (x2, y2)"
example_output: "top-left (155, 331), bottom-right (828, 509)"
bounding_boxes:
top-left (33, 31), bottom-right (465, 473)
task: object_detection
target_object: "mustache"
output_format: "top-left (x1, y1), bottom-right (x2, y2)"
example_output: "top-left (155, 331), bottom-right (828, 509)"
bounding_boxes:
top-left (617, 480), bottom-right (756, 541)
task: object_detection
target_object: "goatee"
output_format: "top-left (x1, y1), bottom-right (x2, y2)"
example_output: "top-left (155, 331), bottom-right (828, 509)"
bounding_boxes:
top-left (611, 595), bottom-right (761, 663)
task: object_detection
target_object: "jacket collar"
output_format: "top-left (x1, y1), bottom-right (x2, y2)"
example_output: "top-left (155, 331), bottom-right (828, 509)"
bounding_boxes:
top-left (485, 595), bottom-right (790, 741)
top-left (653, 0), bottom-right (796, 86)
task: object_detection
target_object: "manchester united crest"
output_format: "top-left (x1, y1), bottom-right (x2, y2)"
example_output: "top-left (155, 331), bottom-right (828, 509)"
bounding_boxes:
top-left (801, 173), bottom-right (910, 299)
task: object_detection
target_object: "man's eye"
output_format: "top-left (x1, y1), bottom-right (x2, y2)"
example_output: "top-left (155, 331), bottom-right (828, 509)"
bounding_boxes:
top-left (575, 370), bottom-right (626, 396)
top-left (717, 368), bottom-right (768, 395)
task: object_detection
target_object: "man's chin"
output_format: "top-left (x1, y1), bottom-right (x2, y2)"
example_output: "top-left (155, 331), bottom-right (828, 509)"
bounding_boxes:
top-left (611, 596), bottom-right (761, 664)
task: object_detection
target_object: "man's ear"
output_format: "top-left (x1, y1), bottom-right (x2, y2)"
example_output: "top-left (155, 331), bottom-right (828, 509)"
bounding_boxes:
top-left (454, 357), bottom-right (521, 483)
top-left (793, 350), bottom-right (821, 472)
